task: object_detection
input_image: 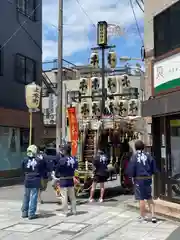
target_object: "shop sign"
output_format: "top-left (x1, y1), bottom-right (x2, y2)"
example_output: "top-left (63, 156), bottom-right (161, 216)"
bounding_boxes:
top-left (154, 53), bottom-right (180, 94)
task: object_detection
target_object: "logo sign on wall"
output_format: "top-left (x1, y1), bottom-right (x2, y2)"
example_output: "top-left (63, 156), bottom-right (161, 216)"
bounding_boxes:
top-left (154, 53), bottom-right (180, 95)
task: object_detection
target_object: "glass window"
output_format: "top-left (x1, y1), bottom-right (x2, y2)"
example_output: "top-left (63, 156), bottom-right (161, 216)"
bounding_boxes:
top-left (20, 128), bottom-right (31, 152)
top-left (0, 45), bottom-right (3, 75)
top-left (154, 1), bottom-right (180, 57)
top-left (0, 127), bottom-right (33, 171)
top-left (16, 0), bottom-right (35, 21)
top-left (26, 58), bottom-right (35, 83)
top-left (170, 120), bottom-right (180, 177)
top-left (16, 55), bottom-right (26, 83)
top-left (0, 127), bottom-right (21, 170)
top-left (170, 119), bottom-right (180, 199)
top-left (15, 54), bottom-right (36, 84)
top-left (17, 0), bottom-right (25, 13)
top-left (154, 9), bottom-right (170, 57)
top-left (170, 1), bottom-right (180, 49)
top-left (26, 0), bottom-right (35, 20)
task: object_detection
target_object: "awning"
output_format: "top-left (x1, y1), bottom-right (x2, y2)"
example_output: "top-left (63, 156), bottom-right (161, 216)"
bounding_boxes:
top-left (142, 91), bottom-right (180, 117)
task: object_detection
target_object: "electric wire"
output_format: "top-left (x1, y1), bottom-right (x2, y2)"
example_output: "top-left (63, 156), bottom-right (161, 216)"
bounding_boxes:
top-left (135, 0), bottom-right (144, 12)
top-left (75, 0), bottom-right (96, 28)
top-left (129, 0), bottom-right (144, 44)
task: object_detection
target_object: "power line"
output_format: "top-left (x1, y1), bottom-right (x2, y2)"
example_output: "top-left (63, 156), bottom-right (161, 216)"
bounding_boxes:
top-left (75, 0), bottom-right (96, 28)
top-left (129, 0), bottom-right (144, 44)
top-left (135, 0), bottom-right (144, 12)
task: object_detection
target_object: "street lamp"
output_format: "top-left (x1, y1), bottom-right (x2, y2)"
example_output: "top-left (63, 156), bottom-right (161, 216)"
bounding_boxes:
top-left (25, 82), bottom-right (41, 146)
top-left (119, 56), bottom-right (142, 61)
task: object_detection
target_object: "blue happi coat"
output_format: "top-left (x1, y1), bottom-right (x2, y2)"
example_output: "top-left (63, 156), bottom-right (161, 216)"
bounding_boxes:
top-left (127, 151), bottom-right (157, 184)
top-left (93, 152), bottom-right (108, 177)
top-left (55, 155), bottom-right (78, 187)
top-left (22, 156), bottom-right (45, 188)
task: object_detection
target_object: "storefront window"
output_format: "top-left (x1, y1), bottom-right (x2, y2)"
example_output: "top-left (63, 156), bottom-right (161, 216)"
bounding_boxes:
top-left (170, 119), bottom-right (180, 199)
top-left (0, 126), bottom-right (29, 171)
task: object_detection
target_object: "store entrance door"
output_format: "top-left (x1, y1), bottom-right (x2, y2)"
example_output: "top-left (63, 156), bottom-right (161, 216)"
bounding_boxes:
top-left (166, 116), bottom-right (180, 202)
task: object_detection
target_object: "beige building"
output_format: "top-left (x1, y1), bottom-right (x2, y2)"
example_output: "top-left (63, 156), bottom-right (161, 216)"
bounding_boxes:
top-left (143, 0), bottom-right (180, 203)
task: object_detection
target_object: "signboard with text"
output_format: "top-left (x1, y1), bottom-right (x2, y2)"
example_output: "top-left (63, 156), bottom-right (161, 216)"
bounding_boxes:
top-left (154, 53), bottom-right (180, 95)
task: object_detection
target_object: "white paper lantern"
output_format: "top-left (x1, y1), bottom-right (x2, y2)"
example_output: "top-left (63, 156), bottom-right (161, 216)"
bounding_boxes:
top-left (25, 82), bottom-right (41, 109)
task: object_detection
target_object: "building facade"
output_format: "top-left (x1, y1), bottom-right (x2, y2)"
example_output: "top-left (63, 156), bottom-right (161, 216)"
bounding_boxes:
top-left (42, 60), bottom-right (77, 143)
top-left (0, 0), bottom-right (42, 177)
top-left (143, 0), bottom-right (180, 203)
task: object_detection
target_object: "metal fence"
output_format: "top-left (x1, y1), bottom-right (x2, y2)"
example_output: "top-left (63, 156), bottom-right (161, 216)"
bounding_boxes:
top-left (42, 59), bottom-right (77, 71)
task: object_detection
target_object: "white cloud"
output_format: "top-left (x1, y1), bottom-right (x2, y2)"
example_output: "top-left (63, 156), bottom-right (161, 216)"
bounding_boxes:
top-left (42, 0), bottom-right (143, 61)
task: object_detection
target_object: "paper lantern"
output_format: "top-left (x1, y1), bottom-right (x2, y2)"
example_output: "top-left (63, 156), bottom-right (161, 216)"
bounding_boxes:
top-left (25, 82), bottom-right (41, 109)
top-left (90, 52), bottom-right (99, 68)
top-left (107, 51), bottom-right (117, 69)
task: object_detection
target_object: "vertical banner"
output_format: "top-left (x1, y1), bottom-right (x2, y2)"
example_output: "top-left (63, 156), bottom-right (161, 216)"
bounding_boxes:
top-left (67, 107), bottom-right (78, 156)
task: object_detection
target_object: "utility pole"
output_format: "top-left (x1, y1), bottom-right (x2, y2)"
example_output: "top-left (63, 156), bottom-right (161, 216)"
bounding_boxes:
top-left (56, 0), bottom-right (63, 151)
top-left (101, 46), bottom-right (105, 115)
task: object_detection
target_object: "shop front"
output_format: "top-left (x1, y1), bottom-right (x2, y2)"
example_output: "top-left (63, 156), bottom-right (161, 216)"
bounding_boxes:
top-left (0, 107), bottom-right (43, 179)
top-left (142, 51), bottom-right (180, 203)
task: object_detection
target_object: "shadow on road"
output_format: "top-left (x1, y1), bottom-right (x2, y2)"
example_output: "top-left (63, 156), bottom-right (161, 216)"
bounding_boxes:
top-left (37, 210), bottom-right (56, 218)
top-left (78, 185), bottom-right (132, 200)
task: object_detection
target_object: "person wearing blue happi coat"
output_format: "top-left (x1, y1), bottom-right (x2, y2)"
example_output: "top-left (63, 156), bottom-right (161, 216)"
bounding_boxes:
top-left (127, 140), bottom-right (157, 223)
top-left (21, 145), bottom-right (46, 219)
top-left (55, 143), bottom-right (78, 215)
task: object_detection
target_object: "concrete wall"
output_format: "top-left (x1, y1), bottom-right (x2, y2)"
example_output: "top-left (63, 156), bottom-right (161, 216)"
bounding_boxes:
top-left (0, 0), bottom-right (42, 110)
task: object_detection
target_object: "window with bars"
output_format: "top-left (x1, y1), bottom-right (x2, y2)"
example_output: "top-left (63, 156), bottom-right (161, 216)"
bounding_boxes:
top-left (154, 1), bottom-right (180, 57)
top-left (15, 54), bottom-right (36, 84)
top-left (16, 0), bottom-right (36, 21)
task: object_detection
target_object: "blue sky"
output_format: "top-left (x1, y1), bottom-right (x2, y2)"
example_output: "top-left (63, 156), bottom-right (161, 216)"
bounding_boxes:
top-left (42, 0), bottom-right (144, 70)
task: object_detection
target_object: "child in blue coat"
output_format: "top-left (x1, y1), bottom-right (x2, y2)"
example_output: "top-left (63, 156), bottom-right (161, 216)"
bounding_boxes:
top-left (127, 140), bottom-right (157, 223)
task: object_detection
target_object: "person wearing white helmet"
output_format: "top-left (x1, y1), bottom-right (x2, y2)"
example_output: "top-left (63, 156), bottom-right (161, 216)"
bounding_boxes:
top-left (21, 145), bottom-right (46, 219)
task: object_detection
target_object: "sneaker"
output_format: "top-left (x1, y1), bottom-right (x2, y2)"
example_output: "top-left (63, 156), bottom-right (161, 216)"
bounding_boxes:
top-left (22, 212), bottom-right (28, 218)
top-left (99, 198), bottom-right (103, 203)
top-left (66, 212), bottom-right (73, 217)
top-left (89, 198), bottom-right (94, 203)
top-left (151, 217), bottom-right (157, 223)
top-left (137, 216), bottom-right (148, 222)
top-left (28, 215), bottom-right (38, 220)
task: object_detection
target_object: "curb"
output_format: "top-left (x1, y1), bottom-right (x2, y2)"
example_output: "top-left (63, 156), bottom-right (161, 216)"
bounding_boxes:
top-left (125, 201), bottom-right (180, 222)
top-left (0, 177), bottom-right (23, 187)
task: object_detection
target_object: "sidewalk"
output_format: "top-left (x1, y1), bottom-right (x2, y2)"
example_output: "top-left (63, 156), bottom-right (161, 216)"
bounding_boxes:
top-left (0, 200), bottom-right (179, 239)
top-left (126, 197), bottom-right (180, 221)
